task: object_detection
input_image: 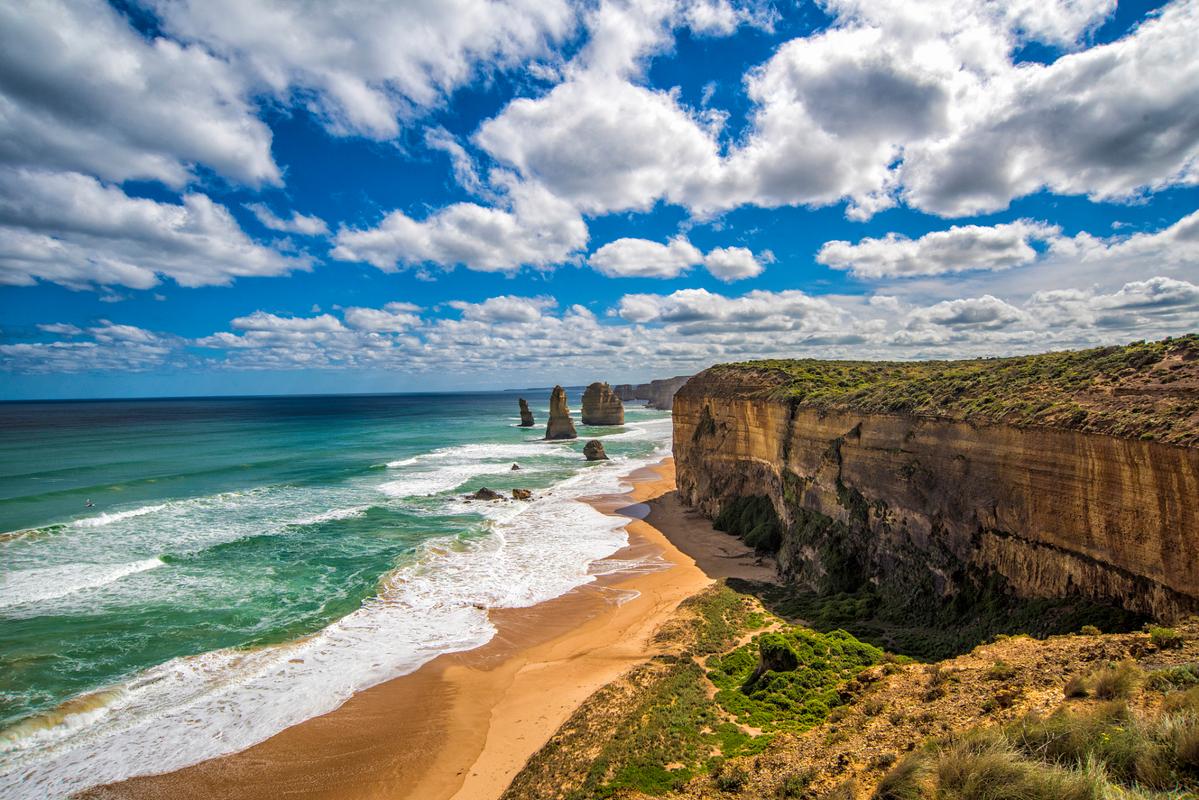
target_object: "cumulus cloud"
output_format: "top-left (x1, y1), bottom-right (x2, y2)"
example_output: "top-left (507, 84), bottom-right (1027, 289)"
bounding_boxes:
top-left (0, 0), bottom-right (278, 187)
top-left (905, 295), bottom-right (1026, 330)
top-left (447, 295), bottom-right (557, 323)
top-left (331, 178), bottom-right (586, 273)
top-left (343, 302), bottom-right (423, 332)
top-left (1, 322), bottom-right (173, 373)
top-left (818, 220), bottom-right (1060, 279)
top-left (153, 0), bottom-right (577, 139)
top-left (246, 203), bottom-right (329, 236)
top-left (0, 168), bottom-right (307, 289)
top-left (588, 236), bottom-right (766, 280)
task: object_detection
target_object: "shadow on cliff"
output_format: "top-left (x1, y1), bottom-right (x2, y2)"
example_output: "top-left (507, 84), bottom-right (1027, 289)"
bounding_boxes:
top-left (724, 575), bottom-right (1148, 662)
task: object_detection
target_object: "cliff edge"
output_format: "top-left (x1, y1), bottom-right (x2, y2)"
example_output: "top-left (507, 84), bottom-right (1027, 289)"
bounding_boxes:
top-left (674, 335), bottom-right (1199, 620)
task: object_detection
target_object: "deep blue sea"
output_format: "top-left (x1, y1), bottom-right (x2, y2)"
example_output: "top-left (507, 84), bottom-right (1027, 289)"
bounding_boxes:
top-left (0, 391), bottom-right (671, 797)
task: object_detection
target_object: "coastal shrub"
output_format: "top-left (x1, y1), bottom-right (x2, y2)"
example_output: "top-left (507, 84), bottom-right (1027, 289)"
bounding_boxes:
top-left (1092, 660), bottom-right (1142, 700)
top-left (1080, 624), bottom-right (1102, 635)
top-left (1150, 626), bottom-right (1185, 650)
top-left (1148, 663), bottom-right (1199, 691)
top-left (1064, 673), bottom-right (1090, 698)
top-left (708, 626), bottom-right (884, 733)
top-left (712, 762), bottom-right (749, 792)
top-left (714, 495), bottom-right (782, 554)
top-left (777, 768), bottom-right (815, 797)
top-left (872, 752), bottom-right (930, 799)
top-left (987, 660), bottom-right (1017, 681)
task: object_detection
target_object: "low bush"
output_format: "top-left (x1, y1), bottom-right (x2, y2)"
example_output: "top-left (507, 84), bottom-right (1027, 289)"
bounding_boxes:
top-left (1150, 626), bottom-right (1185, 650)
top-left (1092, 660), bottom-right (1141, 700)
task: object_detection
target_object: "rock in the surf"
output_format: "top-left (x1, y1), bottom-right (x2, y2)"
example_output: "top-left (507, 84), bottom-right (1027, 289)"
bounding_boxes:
top-left (511, 463), bottom-right (521, 470)
top-left (467, 487), bottom-right (505, 501)
top-left (512, 488), bottom-right (532, 500)
top-left (544, 385), bottom-right (578, 440)
top-left (583, 440), bottom-right (608, 461)
top-left (518, 398), bottom-right (535, 427)
top-left (581, 382), bottom-right (624, 426)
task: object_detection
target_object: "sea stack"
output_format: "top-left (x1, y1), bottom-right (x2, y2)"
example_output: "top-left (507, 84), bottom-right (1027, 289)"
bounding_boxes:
top-left (544, 385), bottom-right (578, 440)
top-left (518, 398), bottom-right (535, 427)
top-left (583, 440), bottom-right (608, 461)
top-left (581, 382), bottom-right (624, 425)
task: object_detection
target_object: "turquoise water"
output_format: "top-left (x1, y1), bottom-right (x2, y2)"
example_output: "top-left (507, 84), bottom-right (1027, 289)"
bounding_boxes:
top-left (0, 392), bottom-right (671, 797)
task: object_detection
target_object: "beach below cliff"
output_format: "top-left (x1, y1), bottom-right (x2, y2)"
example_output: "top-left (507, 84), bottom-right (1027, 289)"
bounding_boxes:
top-left (86, 457), bottom-right (774, 800)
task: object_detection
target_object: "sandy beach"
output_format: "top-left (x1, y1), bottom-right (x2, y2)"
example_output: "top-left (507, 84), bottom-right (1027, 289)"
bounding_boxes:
top-left (86, 457), bottom-right (773, 800)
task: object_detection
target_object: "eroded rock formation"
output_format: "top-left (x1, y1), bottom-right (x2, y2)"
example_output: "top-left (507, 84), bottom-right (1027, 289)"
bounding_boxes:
top-left (583, 440), bottom-right (608, 461)
top-left (613, 376), bottom-right (692, 410)
top-left (545, 385), bottom-right (578, 440)
top-left (518, 398), bottom-right (535, 427)
top-left (581, 382), bottom-right (624, 425)
top-left (674, 338), bottom-right (1199, 620)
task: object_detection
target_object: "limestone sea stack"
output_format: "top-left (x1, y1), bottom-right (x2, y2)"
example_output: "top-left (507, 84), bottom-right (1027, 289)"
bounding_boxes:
top-left (518, 398), bottom-right (535, 427)
top-left (544, 385), bottom-right (578, 440)
top-left (583, 440), bottom-right (608, 461)
top-left (581, 382), bottom-right (624, 425)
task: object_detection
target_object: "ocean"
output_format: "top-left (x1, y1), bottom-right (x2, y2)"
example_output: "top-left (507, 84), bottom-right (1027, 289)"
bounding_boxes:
top-left (0, 391), bottom-right (672, 797)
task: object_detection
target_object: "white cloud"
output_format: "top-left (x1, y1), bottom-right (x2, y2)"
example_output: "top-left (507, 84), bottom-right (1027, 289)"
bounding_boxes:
top-left (343, 302), bottom-right (423, 332)
top-left (905, 295), bottom-right (1026, 329)
top-left (246, 203), bottom-right (329, 236)
top-left (1, 322), bottom-right (173, 373)
top-left (589, 236), bottom-right (703, 278)
top-left (331, 178), bottom-right (586, 273)
top-left (0, 168), bottom-right (306, 289)
top-left (154, 0), bottom-right (577, 139)
top-left (616, 287), bottom-right (845, 334)
top-left (0, 0), bottom-right (278, 187)
top-left (447, 295), bottom-right (557, 323)
top-left (703, 246), bottom-right (766, 281)
top-left (818, 220), bottom-right (1060, 279)
top-left (589, 236), bottom-right (766, 280)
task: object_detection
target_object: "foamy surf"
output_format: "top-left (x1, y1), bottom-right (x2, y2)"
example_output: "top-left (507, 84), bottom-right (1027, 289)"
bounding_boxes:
top-left (71, 504), bottom-right (167, 528)
top-left (0, 413), bottom-right (673, 799)
top-left (0, 558), bottom-right (165, 610)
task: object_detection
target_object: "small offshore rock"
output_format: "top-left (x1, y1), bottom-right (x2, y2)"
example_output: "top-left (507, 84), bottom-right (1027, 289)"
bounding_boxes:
top-left (583, 440), bottom-right (608, 461)
top-left (512, 488), bottom-right (532, 500)
top-left (511, 463), bottom-right (521, 470)
top-left (544, 385), bottom-right (578, 440)
top-left (518, 398), bottom-right (535, 427)
top-left (581, 382), bottom-right (625, 425)
top-left (467, 487), bottom-right (505, 501)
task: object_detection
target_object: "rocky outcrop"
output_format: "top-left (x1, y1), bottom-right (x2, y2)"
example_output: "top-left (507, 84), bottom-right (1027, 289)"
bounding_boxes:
top-left (583, 440), bottom-right (608, 461)
top-left (466, 487), bottom-right (505, 501)
top-left (614, 376), bottom-right (692, 410)
top-left (581, 382), bottom-right (624, 425)
top-left (545, 385), bottom-right (578, 440)
top-left (674, 339), bottom-right (1199, 621)
top-left (518, 398), bottom-right (535, 427)
top-left (512, 488), bottom-right (532, 501)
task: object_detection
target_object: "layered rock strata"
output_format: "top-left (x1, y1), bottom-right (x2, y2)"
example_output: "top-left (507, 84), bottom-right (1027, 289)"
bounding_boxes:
top-left (674, 340), bottom-right (1199, 620)
top-left (545, 385), bottom-right (578, 440)
top-left (581, 382), bottom-right (625, 425)
top-left (614, 376), bottom-right (692, 410)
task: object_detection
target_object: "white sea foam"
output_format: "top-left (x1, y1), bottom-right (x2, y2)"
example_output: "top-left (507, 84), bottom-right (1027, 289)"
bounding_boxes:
top-left (0, 558), bottom-right (165, 610)
top-left (70, 504), bottom-right (167, 528)
top-left (0, 418), bottom-right (673, 799)
top-left (287, 506), bottom-right (371, 526)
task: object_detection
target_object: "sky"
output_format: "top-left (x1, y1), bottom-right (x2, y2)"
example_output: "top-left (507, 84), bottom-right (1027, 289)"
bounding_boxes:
top-left (0, 0), bottom-right (1197, 399)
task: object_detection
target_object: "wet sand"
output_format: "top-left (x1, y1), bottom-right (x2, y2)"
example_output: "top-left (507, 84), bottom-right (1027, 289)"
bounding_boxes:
top-left (88, 458), bottom-right (771, 800)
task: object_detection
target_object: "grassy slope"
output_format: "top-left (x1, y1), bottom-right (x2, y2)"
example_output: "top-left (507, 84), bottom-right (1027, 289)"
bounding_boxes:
top-left (701, 334), bottom-right (1199, 445)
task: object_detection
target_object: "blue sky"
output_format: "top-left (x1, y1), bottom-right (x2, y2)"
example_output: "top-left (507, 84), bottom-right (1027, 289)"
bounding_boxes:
top-left (1, 0), bottom-right (1197, 399)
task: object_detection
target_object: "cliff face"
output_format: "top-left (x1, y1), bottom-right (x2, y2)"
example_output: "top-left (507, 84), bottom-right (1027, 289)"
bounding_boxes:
top-left (581, 382), bottom-right (624, 425)
top-left (614, 376), bottom-right (693, 410)
top-left (674, 339), bottom-right (1199, 620)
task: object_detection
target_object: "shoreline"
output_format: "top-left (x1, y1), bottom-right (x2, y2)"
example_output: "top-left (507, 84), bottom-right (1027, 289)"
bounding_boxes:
top-left (88, 456), bottom-right (756, 800)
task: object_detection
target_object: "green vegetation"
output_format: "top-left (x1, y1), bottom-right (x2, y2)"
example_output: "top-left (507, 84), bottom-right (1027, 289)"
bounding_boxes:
top-left (713, 334), bottom-right (1199, 445)
top-left (874, 689), bottom-right (1199, 799)
top-left (1148, 663), bottom-right (1199, 691)
top-left (714, 495), bottom-right (782, 553)
top-left (734, 577), bottom-right (1145, 661)
top-left (1152, 626), bottom-right (1186, 650)
top-left (706, 627), bottom-right (885, 734)
top-left (561, 587), bottom-right (767, 798)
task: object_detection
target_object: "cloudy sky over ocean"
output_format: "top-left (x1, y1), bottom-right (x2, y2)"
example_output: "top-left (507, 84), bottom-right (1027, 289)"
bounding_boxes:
top-left (1, 0), bottom-right (1196, 397)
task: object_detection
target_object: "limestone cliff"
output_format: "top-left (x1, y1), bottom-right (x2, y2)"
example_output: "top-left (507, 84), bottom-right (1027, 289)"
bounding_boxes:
top-left (581, 382), bottom-right (624, 425)
top-left (518, 398), bottom-right (535, 427)
top-left (545, 385), bottom-right (578, 440)
top-left (613, 376), bottom-right (692, 410)
top-left (674, 336), bottom-right (1199, 620)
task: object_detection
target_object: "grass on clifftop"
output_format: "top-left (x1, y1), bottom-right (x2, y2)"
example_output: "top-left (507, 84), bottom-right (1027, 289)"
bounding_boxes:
top-left (709, 334), bottom-right (1199, 445)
